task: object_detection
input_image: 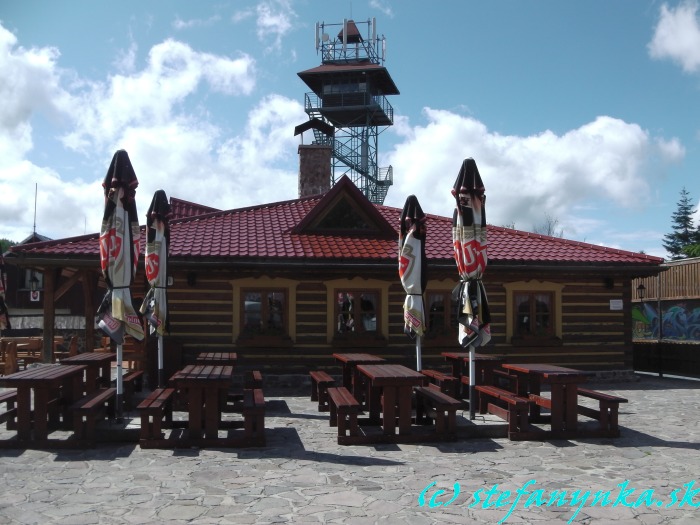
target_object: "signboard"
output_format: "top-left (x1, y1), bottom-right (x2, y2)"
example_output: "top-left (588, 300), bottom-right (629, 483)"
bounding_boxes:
top-left (609, 299), bottom-right (623, 311)
top-left (30, 290), bottom-right (41, 302)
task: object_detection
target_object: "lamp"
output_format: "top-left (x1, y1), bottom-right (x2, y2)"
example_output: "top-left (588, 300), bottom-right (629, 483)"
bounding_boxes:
top-left (29, 272), bottom-right (40, 292)
top-left (637, 283), bottom-right (646, 301)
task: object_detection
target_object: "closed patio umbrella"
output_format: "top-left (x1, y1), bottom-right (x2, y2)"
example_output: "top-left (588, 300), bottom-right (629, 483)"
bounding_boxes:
top-left (399, 195), bottom-right (427, 371)
top-left (452, 158), bottom-right (491, 419)
top-left (140, 190), bottom-right (170, 387)
top-left (97, 149), bottom-right (144, 419)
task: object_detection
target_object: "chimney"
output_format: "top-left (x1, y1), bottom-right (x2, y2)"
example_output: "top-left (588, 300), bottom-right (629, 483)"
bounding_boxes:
top-left (298, 144), bottom-right (332, 198)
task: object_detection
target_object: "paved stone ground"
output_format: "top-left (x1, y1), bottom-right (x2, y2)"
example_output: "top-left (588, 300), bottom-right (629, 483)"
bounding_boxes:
top-left (0, 374), bottom-right (699, 524)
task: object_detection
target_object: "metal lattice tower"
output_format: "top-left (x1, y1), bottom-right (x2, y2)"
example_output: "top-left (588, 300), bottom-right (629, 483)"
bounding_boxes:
top-left (297, 19), bottom-right (399, 204)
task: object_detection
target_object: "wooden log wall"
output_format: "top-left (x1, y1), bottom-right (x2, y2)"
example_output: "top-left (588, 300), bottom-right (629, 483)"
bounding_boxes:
top-left (160, 268), bottom-right (635, 374)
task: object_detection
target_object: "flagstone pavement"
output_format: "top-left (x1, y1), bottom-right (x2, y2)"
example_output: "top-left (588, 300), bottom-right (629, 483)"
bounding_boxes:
top-left (0, 374), bottom-right (698, 525)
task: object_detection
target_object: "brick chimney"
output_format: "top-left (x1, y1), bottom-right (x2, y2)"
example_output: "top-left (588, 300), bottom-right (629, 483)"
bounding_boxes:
top-left (298, 144), bottom-right (332, 198)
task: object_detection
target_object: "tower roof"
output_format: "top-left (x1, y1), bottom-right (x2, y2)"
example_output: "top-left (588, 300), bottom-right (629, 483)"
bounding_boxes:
top-left (337, 20), bottom-right (363, 43)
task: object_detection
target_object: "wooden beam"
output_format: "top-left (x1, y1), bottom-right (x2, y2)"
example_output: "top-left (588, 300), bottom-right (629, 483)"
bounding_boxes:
top-left (42, 268), bottom-right (57, 363)
top-left (55, 270), bottom-right (81, 302)
top-left (83, 270), bottom-right (97, 350)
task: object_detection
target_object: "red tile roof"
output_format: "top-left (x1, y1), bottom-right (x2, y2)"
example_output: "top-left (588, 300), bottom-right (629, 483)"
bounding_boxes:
top-left (8, 184), bottom-right (663, 268)
top-left (169, 197), bottom-right (220, 220)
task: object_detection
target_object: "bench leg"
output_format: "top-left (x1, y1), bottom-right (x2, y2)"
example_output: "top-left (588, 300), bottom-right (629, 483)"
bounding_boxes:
top-left (310, 379), bottom-right (318, 401)
top-left (318, 383), bottom-right (331, 412)
top-left (329, 399), bottom-right (338, 427)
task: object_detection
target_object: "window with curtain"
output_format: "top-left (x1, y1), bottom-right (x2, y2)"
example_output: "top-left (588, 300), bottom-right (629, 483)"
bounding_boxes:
top-left (514, 291), bottom-right (554, 337)
top-left (335, 290), bottom-right (379, 335)
top-left (241, 289), bottom-right (286, 337)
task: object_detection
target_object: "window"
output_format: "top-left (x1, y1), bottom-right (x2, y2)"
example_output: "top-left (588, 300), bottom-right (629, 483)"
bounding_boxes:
top-left (514, 292), bottom-right (554, 337)
top-left (241, 289), bottom-right (286, 337)
top-left (425, 291), bottom-right (457, 338)
top-left (335, 290), bottom-right (379, 335)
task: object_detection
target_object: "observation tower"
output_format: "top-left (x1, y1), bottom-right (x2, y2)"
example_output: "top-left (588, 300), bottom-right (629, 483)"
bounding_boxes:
top-left (297, 18), bottom-right (399, 204)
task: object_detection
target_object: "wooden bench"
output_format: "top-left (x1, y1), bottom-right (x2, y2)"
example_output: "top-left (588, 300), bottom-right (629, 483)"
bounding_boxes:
top-left (0, 341), bottom-right (19, 376)
top-left (122, 370), bottom-right (144, 410)
top-left (0, 389), bottom-right (17, 429)
top-left (245, 370), bottom-right (263, 389)
top-left (420, 369), bottom-right (459, 398)
top-left (137, 387), bottom-right (175, 445)
top-left (415, 385), bottom-right (463, 435)
top-left (71, 387), bottom-right (117, 443)
top-left (475, 384), bottom-right (530, 438)
top-left (577, 387), bottom-right (628, 436)
top-left (309, 370), bottom-right (336, 412)
top-left (327, 386), bottom-right (360, 444)
top-left (242, 388), bottom-right (266, 445)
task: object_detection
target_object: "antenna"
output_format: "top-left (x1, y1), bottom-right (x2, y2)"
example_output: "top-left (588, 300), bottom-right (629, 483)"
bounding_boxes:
top-left (33, 182), bottom-right (37, 235)
top-left (315, 22), bottom-right (320, 51)
top-left (342, 18), bottom-right (347, 54)
top-left (372, 17), bottom-right (376, 45)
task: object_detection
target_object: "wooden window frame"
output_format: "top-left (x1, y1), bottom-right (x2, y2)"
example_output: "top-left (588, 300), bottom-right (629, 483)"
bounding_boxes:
top-left (504, 280), bottom-right (564, 347)
top-left (230, 277), bottom-right (298, 347)
top-left (324, 278), bottom-right (390, 346)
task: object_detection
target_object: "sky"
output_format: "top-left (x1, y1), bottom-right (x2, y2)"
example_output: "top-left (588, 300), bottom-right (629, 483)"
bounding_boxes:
top-left (1, 1), bottom-right (700, 259)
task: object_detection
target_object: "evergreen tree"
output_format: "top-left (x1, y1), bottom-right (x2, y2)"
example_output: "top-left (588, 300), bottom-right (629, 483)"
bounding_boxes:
top-left (662, 187), bottom-right (698, 259)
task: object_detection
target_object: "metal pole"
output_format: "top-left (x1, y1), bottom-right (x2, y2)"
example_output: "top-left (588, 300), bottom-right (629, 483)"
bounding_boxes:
top-left (469, 346), bottom-right (476, 420)
top-left (158, 335), bottom-right (164, 388)
top-left (116, 343), bottom-right (123, 421)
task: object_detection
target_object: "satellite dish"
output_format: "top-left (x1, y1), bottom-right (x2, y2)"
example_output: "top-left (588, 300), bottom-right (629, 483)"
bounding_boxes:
top-left (322, 33), bottom-right (329, 42)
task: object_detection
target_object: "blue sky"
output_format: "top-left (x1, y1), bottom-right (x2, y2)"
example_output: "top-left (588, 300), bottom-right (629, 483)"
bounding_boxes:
top-left (1, 1), bottom-right (699, 259)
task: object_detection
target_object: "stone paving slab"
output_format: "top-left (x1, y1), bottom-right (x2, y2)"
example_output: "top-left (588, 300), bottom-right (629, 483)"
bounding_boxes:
top-left (0, 375), bottom-right (698, 524)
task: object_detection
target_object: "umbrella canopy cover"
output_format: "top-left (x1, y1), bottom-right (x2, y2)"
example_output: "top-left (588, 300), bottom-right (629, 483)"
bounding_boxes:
top-left (399, 195), bottom-right (427, 338)
top-left (97, 149), bottom-right (144, 344)
top-left (0, 255), bottom-right (10, 332)
top-left (140, 190), bottom-right (170, 336)
top-left (451, 158), bottom-right (491, 348)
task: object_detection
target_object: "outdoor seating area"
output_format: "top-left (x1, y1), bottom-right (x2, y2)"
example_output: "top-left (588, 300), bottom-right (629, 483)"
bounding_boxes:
top-left (306, 351), bottom-right (633, 445)
top-left (0, 348), bottom-right (267, 449)
top-left (0, 339), bottom-right (635, 450)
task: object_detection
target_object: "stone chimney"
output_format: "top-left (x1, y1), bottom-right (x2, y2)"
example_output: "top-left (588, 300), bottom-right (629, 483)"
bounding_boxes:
top-left (298, 144), bottom-right (332, 198)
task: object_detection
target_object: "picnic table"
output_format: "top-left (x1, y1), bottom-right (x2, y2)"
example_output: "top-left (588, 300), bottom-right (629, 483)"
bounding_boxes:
top-left (332, 352), bottom-right (385, 406)
top-left (59, 352), bottom-right (115, 393)
top-left (441, 351), bottom-right (504, 390)
top-left (170, 364), bottom-right (234, 441)
top-left (0, 364), bottom-right (87, 443)
top-left (195, 352), bottom-right (238, 366)
top-left (356, 363), bottom-right (428, 436)
top-left (501, 363), bottom-right (587, 435)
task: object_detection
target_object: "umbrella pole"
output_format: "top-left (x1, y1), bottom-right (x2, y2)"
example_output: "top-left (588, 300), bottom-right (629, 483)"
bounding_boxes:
top-left (469, 345), bottom-right (476, 420)
top-left (158, 335), bottom-right (164, 388)
top-left (416, 336), bottom-right (422, 372)
top-left (116, 343), bottom-right (123, 422)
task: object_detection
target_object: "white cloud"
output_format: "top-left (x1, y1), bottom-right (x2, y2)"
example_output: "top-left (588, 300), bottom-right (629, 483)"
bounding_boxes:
top-left (172, 15), bottom-right (222, 31)
top-left (255, 0), bottom-right (296, 52)
top-left (61, 39), bottom-right (256, 153)
top-left (384, 110), bottom-right (683, 242)
top-left (649, 0), bottom-right (700, 73)
top-left (369, 0), bottom-right (395, 18)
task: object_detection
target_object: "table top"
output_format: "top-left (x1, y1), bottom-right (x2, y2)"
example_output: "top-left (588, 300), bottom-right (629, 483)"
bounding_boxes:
top-left (59, 352), bottom-right (116, 365)
top-left (502, 363), bottom-right (586, 378)
top-left (441, 351), bottom-right (504, 362)
top-left (332, 353), bottom-right (386, 364)
top-left (0, 364), bottom-right (88, 387)
top-left (356, 364), bottom-right (428, 387)
top-left (170, 364), bottom-right (234, 387)
top-left (195, 352), bottom-right (238, 364)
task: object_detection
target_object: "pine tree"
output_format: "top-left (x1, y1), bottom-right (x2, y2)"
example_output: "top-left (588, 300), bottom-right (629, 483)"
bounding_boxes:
top-left (662, 187), bottom-right (698, 260)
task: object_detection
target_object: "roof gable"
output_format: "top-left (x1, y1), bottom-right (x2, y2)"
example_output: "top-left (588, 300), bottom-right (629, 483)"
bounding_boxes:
top-left (293, 176), bottom-right (397, 238)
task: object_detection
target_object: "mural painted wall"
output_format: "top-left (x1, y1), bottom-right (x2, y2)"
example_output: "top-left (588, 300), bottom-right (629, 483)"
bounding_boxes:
top-left (633, 300), bottom-right (700, 341)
